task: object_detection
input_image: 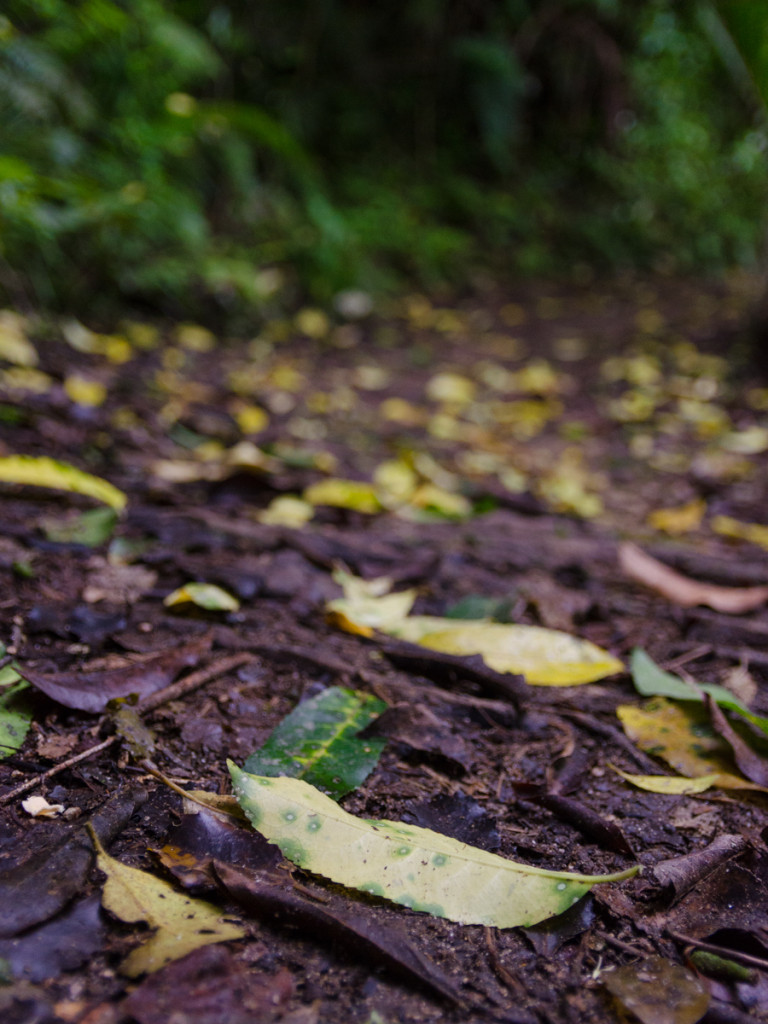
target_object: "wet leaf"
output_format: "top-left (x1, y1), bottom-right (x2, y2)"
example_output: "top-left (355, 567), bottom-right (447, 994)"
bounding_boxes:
top-left (244, 686), bottom-right (387, 799)
top-left (256, 495), bottom-right (313, 527)
top-left (122, 945), bottom-right (293, 1024)
top-left (603, 956), bottom-right (709, 1024)
top-left (90, 827), bottom-right (245, 977)
top-left (19, 634), bottom-right (212, 712)
top-left (39, 507), bottom-right (118, 547)
top-left (215, 860), bottom-right (463, 1006)
top-left (711, 514), bottom-right (768, 551)
top-left (229, 763), bottom-right (639, 929)
top-left (630, 648), bottom-right (768, 738)
top-left (0, 896), bottom-right (105, 982)
top-left (0, 455), bottom-right (127, 511)
top-left (304, 478), bottom-right (382, 514)
top-left (328, 572), bottom-right (622, 685)
top-left (647, 499), bottom-right (706, 535)
top-left (610, 766), bottom-right (719, 795)
top-left (0, 675), bottom-right (33, 762)
top-left (164, 582), bottom-right (240, 612)
top-left (0, 787), bottom-right (146, 938)
top-left (616, 698), bottom-right (767, 792)
top-left (619, 543), bottom-right (768, 612)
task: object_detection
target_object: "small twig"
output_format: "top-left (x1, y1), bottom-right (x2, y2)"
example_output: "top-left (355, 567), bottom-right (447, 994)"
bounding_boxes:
top-left (0, 735), bottom-right (119, 805)
top-left (594, 929), bottom-right (654, 959)
top-left (139, 652), bottom-right (254, 713)
top-left (668, 931), bottom-right (768, 973)
top-left (1, 652), bottom-right (253, 805)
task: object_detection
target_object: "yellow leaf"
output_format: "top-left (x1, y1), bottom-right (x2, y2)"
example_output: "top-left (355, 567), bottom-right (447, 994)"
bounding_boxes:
top-left (327, 573), bottom-right (622, 685)
top-left (720, 426), bottom-right (768, 454)
top-left (379, 397), bottom-right (425, 425)
top-left (234, 404), bottom-right (269, 435)
top-left (617, 699), bottom-right (767, 792)
top-left (647, 499), bottom-right (706, 535)
top-left (407, 483), bottom-right (472, 519)
top-left (164, 582), bottom-right (240, 612)
top-left (257, 495), bottom-right (314, 527)
top-left (0, 311), bottom-right (37, 367)
top-left (89, 827), bottom-right (244, 976)
top-left (231, 764), bottom-right (639, 929)
top-left (0, 367), bottom-right (53, 395)
top-left (304, 478), bottom-right (382, 514)
top-left (0, 455), bottom-right (126, 511)
top-left (373, 459), bottom-right (418, 507)
top-left (295, 308), bottom-right (331, 339)
top-left (64, 375), bottom-right (108, 408)
top-left (712, 514), bottom-right (768, 552)
top-left (609, 765), bottom-right (719, 795)
top-left (425, 372), bottom-right (475, 405)
top-left (392, 618), bottom-right (622, 685)
top-left (175, 323), bottom-right (215, 352)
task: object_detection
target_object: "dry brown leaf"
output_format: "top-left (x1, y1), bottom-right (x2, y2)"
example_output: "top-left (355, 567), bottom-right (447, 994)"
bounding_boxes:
top-left (618, 543), bottom-right (768, 613)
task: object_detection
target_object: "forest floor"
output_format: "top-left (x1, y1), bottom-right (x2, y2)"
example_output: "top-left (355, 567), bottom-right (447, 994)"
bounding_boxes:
top-left (2, 274), bottom-right (768, 1024)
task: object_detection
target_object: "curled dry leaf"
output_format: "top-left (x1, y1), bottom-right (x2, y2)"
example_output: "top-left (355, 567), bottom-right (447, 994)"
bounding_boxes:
top-left (619, 542), bottom-right (768, 613)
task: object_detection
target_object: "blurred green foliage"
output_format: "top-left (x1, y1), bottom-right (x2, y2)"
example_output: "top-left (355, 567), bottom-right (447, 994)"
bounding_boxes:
top-left (0, 0), bottom-right (766, 322)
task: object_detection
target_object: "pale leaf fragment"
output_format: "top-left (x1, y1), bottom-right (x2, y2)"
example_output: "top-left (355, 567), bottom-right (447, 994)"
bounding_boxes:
top-left (619, 542), bottom-right (768, 613)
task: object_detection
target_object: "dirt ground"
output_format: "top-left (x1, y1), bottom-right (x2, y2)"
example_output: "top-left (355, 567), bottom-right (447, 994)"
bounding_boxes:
top-left (2, 275), bottom-right (768, 1024)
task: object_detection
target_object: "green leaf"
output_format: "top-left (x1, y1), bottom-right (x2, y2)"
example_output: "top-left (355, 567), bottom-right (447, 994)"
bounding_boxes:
top-left (244, 686), bottom-right (387, 799)
top-left (0, 456), bottom-right (126, 511)
top-left (630, 648), bottom-right (768, 737)
top-left (229, 763), bottom-right (639, 929)
top-left (40, 507), bottom-right (118, 546)
top-left (89, 826), bottom-right (244, 977)
top-left (0, 677), bottom-right (33, 761)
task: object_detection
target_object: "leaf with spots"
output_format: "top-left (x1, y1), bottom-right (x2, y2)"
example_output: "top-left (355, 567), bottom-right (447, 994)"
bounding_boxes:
top-left (89, 825), bottom-right (245, 976)
top-left (229, 762), bottom-right (639, 929)
top-left (244, 686), bottom-right (387, 799)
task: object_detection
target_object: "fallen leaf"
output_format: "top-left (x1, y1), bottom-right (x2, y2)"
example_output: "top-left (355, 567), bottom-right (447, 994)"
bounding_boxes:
top-left (244, 686), bottom-right (387, 799)
top-left (19, 634), bottom-right (212, 712)
top-left (164, 582), bottom-right (240, 612)
top-left (616, 699), bottom-right (767, 792)
top-left (603, 956), bottom-right (709, 1024)
top-left (0, 311), bottom-right (37, 367)
top-left (619, 542), bottom-right (768, 612)
top-left (0, 787), bottom-right (146, 938)
top-left (122, 945), bottom-right (292, 1024)
top-left (646, 499), bottom-right (706, 535)
top-left (256, 495), bottom-right (313, 527)
top-left (0, 455), bottom-right (126, 511)
top-left (609, 766), bottom-right (719, 795)
top-left (39, 508), bottom-right (118, 548)
top-left (90, 827), bottom-right (245, 977)
top-left (328, 572), bottom-right (622, 685)
top-left (0, 896), bottom-right (104, 983)
top-left (711, 514), bottom-right (768, 551)
top-left (705, 695), bottom-right (768, 787)
top-left (0, 676), bottom-right (33, 762)
top-left (652, 835), bottom-right (747, 897)
top-left (630, 648), bottom-right (768, 738)
top-left (303, 478), bottom-right (382, 514)
top-left (229, 763), bottom-right (639, 929)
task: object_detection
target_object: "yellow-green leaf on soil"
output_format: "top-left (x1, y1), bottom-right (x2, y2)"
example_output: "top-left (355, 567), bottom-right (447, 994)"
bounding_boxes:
top-left (327, 572), bottom-right (622, 685)
top-left (229, 763), bottom-right (639, 929)
top-left (610, 765), bottom-right (719, 795)
top-left (0, 455), bottom-right (126, 511)
top-left (163, 582), bottom-right (240, 612)
top-left (390, 618), bottom-right (623, 685)
top-left (90, 827), bottom-right (244, 976)
top-left (603, 956), bottom-right (709, 1024)
top-left (304, 478), bottom-right (382, 514)
top-left (616, 699), bottom-right (768, 792)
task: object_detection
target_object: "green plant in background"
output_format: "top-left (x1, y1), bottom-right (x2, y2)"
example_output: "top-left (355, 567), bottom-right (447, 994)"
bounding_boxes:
top-left (0, 1), bottom-right (766, 324)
